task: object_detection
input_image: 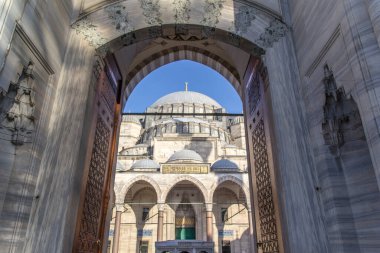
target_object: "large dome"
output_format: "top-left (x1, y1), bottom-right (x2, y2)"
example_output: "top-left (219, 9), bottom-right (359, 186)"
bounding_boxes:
top-left (151, 91), bottom-right (222, 108)
top-left (167, 149), bottom-right (204, 163)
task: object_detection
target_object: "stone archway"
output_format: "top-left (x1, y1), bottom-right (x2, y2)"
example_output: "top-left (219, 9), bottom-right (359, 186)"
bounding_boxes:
top-left (162, 175), bottom-right (209, 203)
top-left (116, 175), bottom-right (162, 204)
top-left (0, 1), bottom-right (347, 253)
top-left (211, 176), bottom-right (251, 206)
top-left (122, 45), bottom-right (242, 99)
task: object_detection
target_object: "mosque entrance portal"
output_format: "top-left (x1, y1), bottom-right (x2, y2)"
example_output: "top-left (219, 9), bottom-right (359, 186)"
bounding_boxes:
top-left (73, 24), bottom-right (285, 253)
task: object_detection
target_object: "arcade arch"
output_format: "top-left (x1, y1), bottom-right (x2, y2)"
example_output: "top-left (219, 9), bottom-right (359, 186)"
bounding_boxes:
top-left (162, 176), bottom-right (209, 203)
top-left (211, 177), bottom-right (253, 253)
top-left (164, 180), bottom-right (207, 241)
top-left (117, 176), bottom-right (162, 204)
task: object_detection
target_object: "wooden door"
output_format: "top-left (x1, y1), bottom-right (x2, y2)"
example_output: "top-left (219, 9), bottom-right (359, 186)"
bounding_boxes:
top-left (243, 57), bottom-right (284, 253)
top-left (73, 56), bottom-right (121, 253)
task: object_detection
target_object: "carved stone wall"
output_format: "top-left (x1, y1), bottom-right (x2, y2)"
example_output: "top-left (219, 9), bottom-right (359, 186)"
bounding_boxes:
top-left (0, 26), bottom-right (54, 253)
top-left (318, 65), bottom-right (380, 252)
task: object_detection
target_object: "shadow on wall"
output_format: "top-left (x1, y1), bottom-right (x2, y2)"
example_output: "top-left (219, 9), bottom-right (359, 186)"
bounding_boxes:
top-left (184, 141), bottom-right (213, 163)
top-left (317, 66), bottom-right (380, 253)
top-left (123, 184), bottom-right (158, 253)
top-left (213, 178), bottom-right (250, 253)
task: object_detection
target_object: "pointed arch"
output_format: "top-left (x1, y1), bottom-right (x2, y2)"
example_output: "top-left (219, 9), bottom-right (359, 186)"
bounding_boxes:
top-left (161, 175), bottom-right (209, 203)
top-left (115, 175), bottom-right (161, 204)
top-left (211, 175), bottom-right (250, 205)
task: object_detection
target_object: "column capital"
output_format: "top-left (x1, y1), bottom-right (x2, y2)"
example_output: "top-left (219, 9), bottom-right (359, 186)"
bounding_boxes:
top-left (115, 203), bottom-right (125, 212)
top-left (205, 203), bottom-right (213, 212)
top-left (157, 202), bottom-right (165, 211)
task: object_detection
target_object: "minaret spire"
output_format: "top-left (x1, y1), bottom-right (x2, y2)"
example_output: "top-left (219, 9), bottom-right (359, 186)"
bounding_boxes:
top-left (185, 82), bottom-right (188, 92)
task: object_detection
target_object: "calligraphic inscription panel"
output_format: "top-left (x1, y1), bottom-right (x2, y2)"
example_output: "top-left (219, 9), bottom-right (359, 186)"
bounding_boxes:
top-left (161, 164), bottom-right (209, 174)
top-left (252, 119), bottom-right (279, 253)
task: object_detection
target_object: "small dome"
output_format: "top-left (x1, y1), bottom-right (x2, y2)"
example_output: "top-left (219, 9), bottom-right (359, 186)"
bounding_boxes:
top-left (151, 91), bottom-right (222, 108)
top-left (131, 159), bottom-right (160, 170)
top-left (211, 159), bottom-right (239, 171)
top-left (167, 149), bottom-right (203, 163)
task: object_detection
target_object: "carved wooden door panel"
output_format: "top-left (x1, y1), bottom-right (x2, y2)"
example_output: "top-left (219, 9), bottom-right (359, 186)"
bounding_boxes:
top-left (243, 57), bottom-right (284, 253)
top-left (73, 57), bottom-right (119, 253)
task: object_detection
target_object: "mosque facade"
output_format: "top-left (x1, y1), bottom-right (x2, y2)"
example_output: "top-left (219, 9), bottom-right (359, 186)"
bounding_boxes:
top-left (109, 90), bottom-right (253, 253)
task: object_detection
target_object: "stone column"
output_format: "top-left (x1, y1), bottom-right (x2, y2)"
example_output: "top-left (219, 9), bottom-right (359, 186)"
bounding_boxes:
top-left (205, 203), bottom-right (213, 242)
top-left (157, 203), bottom-right (165, 241)
top-left (343, 0), bottom-right (380, 189)
top-left (112, 204), bottom-right (124, 253)
top-left (365, 0), bottom-right (380, 47)
top-left (247, 205), bottom-right (257, 253)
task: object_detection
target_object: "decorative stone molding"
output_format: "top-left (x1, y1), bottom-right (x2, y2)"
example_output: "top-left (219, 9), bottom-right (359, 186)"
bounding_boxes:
top-left (105, 4), bottom-right (134, 34)
top-left (0, 62), bottom-right (36, 145)
top-left (115, 203), bottom-right (126, 212)
top-left (114, 183), bottom-right (126, 204)
top-left (205, 203), bottom-right (213, 212)
top-left (255, 19), bottom-right (288, 48)
top-left (92, 55), bottom-right (104, 80)
top-left (0, 87), bottom-right (6, 97)
top-left (322, 64), bottom-right (360, 156)
top-left (173, 0), bottom-right (191, 24)
top-left (73, 17), bottom-right (107, 47)
top-left (139, 0), bottom-right (162, 25)
top-left (162, 24), bottom-right (207, 41)
top-left (147, 26), bottom-right (162, 39)
top-left (230, 5), bottom-right (257, 35)
top-left (201, 0), bottom-right (225, 27)
top-left (157, 202), bottom-right (166, 211)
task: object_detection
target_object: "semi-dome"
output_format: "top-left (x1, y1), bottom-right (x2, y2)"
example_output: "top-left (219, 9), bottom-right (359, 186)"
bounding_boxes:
top-left (211, 159), bottom-right (239, 171)
top-left (131, 159), bottom-right (160, 171)
top-left (151, 91), bottom-right (222, 108)
top-left (167, 149), bottom-right (203, 163)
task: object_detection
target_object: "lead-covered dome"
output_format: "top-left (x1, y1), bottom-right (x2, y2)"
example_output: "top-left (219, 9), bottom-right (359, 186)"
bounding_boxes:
top-left (211, 159), bottom-right (239, 171)
top-left (131, 159), bottom-right (160, 171)
top-left (167, 149), bottom-right (203, 163)
top-left (151, 91), bottom-right (222, 108)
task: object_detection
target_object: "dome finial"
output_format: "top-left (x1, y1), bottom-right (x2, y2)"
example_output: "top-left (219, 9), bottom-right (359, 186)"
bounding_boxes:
top-left (185, 82), bottom-right (188, 92)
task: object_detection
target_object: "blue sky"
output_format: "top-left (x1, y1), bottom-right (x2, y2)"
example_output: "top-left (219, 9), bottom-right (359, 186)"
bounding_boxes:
top-left (124, 60), bottom-right (243, 113)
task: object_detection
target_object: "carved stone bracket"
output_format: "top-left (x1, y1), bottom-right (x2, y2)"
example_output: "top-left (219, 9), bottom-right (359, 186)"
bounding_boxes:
top-left (0, 62), bottom-right (36, 145)
top-left (201, 0), bottom-right (225, 27)
top-left (115, 203), bottom-right (126, 212)
top-left (105, 4), bottom-right (134, 34)
top-left (139, 0), bottom-right (163, 25)
top-left (255, 19), bottom-right (288, 48)
top-left (230, 5), bottom-right (257, 35)
top-left (73, 17), bottom-right (107, 47)
top-left (173, 0), bottom-right (191, 24)
top-left (322, 64), bottom-right (359, 156)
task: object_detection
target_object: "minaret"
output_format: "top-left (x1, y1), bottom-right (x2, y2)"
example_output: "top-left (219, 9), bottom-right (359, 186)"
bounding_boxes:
top-left (185, 82), bottom-right (188, 91)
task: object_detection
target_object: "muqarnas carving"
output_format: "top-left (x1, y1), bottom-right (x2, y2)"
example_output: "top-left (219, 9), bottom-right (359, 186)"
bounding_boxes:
top-left (322, 64), bottom-right (360, 156)
top-left (0, 62), bottom-right (36, 145)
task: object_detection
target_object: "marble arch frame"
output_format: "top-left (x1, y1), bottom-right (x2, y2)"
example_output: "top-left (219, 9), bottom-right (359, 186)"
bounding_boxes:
top-left (99, 24), bottom-right (271, 104)
top-left (116, 175), bottom-right (162, 204)
top-left (122, 45), bottom-right (243, 100)
top-left (161, 175), bottom-right (209, 203)
top-left (211, 175), bottom-right (251, 206)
